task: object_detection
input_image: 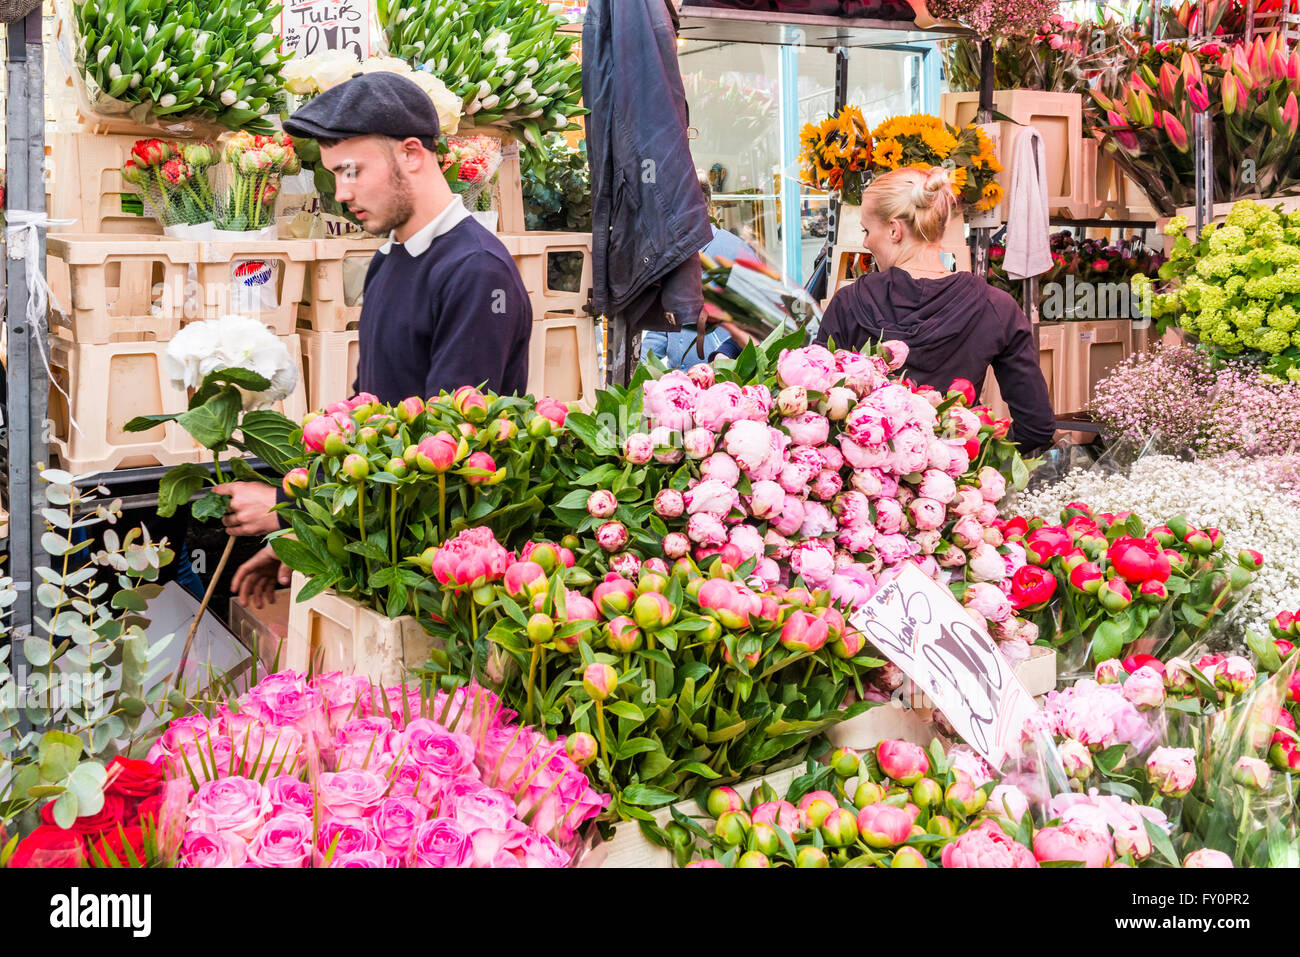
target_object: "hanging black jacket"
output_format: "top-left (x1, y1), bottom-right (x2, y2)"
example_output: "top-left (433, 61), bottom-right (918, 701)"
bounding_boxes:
top-left (817, 269), bottom-right (1057, 453)
top-left (582, 0), bottom-right (713, 330)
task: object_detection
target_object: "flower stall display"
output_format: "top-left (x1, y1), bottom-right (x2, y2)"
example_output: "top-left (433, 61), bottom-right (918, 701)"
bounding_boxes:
top-left (417, 531), bottom-right (882, 820)
top-left (121, 138), bottom-right (219, 228)
top-left (378, 0), bottom-right (585, 151)
top-left (923, 0), bottom-right (1061, 38)
top-left (64, 0), bottom-right (289, 133)
top-left (151, 672), bottom-right (607, 867)
top-left (987, 231), bottom-right (1165, 317)
top-left (442, 134), bottom-right (505, 216)
top-left (1139, 201), bottom-right (1300, 379)
top-left (267, 388), bottom-right (582, 620)
top-left (994, 502), bottom-right (1259, 671)
top-left (1013, 454), bottom-right (1300, 643)
top-left (1090, 344), bottom-right (1300, 459)
top-left (556, 333), bottom-right (1033, 671)
top-left (1092, 36), bottom-right (1300, 215)
top-left (215, 132), bottom-right (302, 234)
top-left (870, 114), bottom-right (1005, 213)
top-left (522, 134), bottom-right (592, 233)
top-left (798, 105), bottom-right (874, 207)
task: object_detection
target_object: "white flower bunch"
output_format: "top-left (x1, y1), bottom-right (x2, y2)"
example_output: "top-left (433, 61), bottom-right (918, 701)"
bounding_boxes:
top-left (281, 51), bottom-right (463, 135)
top-left (1011, 454), bottom-right (1300, 641)
top-left (164, 314), bottom-right (299, 411)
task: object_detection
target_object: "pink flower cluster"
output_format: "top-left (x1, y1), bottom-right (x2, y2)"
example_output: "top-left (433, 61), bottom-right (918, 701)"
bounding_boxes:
top-left (623, 344), bottom-right (1017, 618)
top-left (1024, 678), bottom-right (1159, 755)
top-left (1037, 790), bottom-right (1171, 867)
top-left (166, 672), bottom-right (607, 868)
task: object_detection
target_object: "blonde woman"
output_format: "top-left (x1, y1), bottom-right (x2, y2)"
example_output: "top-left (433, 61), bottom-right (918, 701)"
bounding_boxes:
top-left (816, 165), bottom-right (1056, 452)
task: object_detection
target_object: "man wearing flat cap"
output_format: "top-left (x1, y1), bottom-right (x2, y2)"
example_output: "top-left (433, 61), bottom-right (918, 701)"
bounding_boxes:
top-left (223, 71), bottom-right (533, 606)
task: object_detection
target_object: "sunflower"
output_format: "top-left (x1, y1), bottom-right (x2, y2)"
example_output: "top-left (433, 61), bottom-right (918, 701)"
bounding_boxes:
top-left (949, 166), bottom-right (969, 191)
top-left (977, 181), bottom-right (1006, 211)
top-left (874, 138), bottom-right (902, 168)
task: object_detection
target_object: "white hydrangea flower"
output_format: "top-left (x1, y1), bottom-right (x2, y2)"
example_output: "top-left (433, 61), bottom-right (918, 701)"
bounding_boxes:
top-left (164, 315), bottom-right (299, 411)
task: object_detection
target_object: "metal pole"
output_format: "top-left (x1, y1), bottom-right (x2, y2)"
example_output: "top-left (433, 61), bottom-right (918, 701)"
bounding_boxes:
top-left (971, 38), bottom-right (994, 279)
top-left (827, 46), bottom-right (849, 250)
top-left (1194, 1), bottom-right (1214, 232)
top-left (5, 8), bottom-right (49, 638)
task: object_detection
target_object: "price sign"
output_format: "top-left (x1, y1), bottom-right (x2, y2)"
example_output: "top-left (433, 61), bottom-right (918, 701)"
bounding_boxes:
top-left (847, 563), bottom-right (1038, 768)
top-left (278, 0), bottom-right (373, 60)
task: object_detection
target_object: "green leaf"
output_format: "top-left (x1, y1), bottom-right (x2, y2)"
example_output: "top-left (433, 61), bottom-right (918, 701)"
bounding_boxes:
top-left (176, 387), bottom-right (241, 450)
top-left (271, 537), bottom-right (327, 575)
top-left (191, 490), bottom-right (230, 522)
top-left (191, 367), bottom-right (272, 408)
top-left (111, 589), bottom-right (148, 612)
top-left (1094, 743), bottom-right (1128, 774)
top-left (1246, 628), bottom-right (1283, 673)
top-left (156, 463), bottom-right (210, 518)
top-left (621, 784), bottom-right (682, 807)
top-left (607, 701), bottom-right (645, 722)
top-left (123, 412), bottom-right (180, 433)
top-left (1144, 817), bottom-right (1180, 867)
top-left (616, 737), bottom-right (660, 759)
top-left (52, 791), bottom-right (79, 828)
top-left (38, 729), bottom-right (83, 781)
top-left (23, 635), bottom-right (54, 667)
top-left (236, 410), bottom-right (301, 473)
top-left (675, 760), bottom-right (722, 780)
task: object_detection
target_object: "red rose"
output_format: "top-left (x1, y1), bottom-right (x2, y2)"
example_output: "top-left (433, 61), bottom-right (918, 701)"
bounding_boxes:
top-left (40, 793), bottom-right (126, 836)
top-left (106, 756), bottom-right (165, 817)
top-left (8, 826), bottom-right (86, 868)
top-left (87, 826), bottom-right (147, 868)
top-left (135, 794), bottom-right (165, 829)
top-left (1010, 565), bottom-right (1057, 610)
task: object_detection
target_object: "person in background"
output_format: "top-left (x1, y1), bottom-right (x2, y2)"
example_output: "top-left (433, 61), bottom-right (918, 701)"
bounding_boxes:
top-left (223, 72), bottom-right (532, 608)
top-left (816, 165), bottom-right (1056, 453)
top-left (641, 174), bottom-right (757, 369)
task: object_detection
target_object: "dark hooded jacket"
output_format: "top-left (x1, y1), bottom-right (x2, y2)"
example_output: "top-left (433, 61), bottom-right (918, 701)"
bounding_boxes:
top-left (582, 0), bottom-right (713, 331)
top-left (816, 269), bottom-right (1056, 452)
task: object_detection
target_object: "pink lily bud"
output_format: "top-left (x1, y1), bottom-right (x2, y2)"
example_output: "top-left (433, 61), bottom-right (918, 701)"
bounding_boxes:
top-left (1161, 111), bottom-right (1189, 151)
top-left (1187, 81), bottom-right (1210, 112)
top-left (1158, 62), bottom-right (1178, 102)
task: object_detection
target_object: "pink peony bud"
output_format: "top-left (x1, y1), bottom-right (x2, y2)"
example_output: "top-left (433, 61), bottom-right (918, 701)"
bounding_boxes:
top-left (534, 397), bottom-right (568, 429)
top-left (463, 451), bottom-right (498, 485)
top-left (876, 740), bottom-right (930, 785)
top-left (281, 467), bottom-right (309, 499)
top-left (661, 532), bottom-right (691, 559)
top-left (700, 452), bottom-right (741, 488)
top-left (682, 428), bottom-right (716, 460)
top-left (623, 432), bottom-right (654, 465)
top-left (605, 616), bottom-right (643, 653)
top-left (451, 385), bottom-right (489, 423)
top-left (587, 489), bottom-right (618, 518)
top-left (777, 386), bottom-right (808, 417)
top-left (1215, 655), bottom-right (1256, 694)
top-left (1146, 747), bottom-right (1197, 797)
top-left (1094, 659), bottom-right (1124, 684)
top-left (609, 551), bottom-right (641, 580)
top-left (596, 521), bottom-right (630, 553)
top-left (880, 340), bottom-right (909, 370)
top-left (565, 732), bottom-right (598, 768)
top-left (582, 663), bottom-right (618, 701)
top-left (1231, 756), bottom-right (1271, 791)
top-left (415, 433), bottom-right (461, 473)
top-left (798, 790), bottom-right (839, 829)
top-left (1058, 738), bottom-right (1094, 781)
top-left (1183, 848), bottom-right (1233, 868)
top-left (856, 803), bottom-right (913, 849)
top-left (779, 610), bottom-right (829, 653)
top-left (504, 561), bottom-right (548, 600)
top-left (1122, 666), bottom-right (1166, 710)
top-left (706, 786), bottom-right (744, 818)
top-left (686, 513), bottom-right (728, 547)
top-left (686, 363), bottom-right (715, 390)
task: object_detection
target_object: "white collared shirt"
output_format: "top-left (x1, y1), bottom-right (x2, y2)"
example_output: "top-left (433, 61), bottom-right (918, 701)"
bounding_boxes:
top-left (378, 199), bottom-right (471, 256)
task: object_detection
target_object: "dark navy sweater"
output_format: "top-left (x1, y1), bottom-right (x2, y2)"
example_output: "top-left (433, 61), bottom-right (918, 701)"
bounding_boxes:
top-left (354, 218), bottom-right (532, 402)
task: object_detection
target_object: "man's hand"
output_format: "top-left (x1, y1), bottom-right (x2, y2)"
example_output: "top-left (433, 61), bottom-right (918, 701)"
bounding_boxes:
top-left (211, 482), bottom-right (280, 537)
top-left (230, 544), bottom-right (292, 610)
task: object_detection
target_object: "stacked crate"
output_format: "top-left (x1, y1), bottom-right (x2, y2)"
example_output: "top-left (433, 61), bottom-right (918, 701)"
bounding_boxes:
top-left (45, 132), bottom-right (312, 474)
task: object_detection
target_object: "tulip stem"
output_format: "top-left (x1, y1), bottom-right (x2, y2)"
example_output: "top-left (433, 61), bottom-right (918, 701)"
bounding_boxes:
top-left (526, 645), bottom-right (540, 724)
top-left (595, 700), bottom-right (610, 769)
top-left (437, 473), bottom-right (447, 542)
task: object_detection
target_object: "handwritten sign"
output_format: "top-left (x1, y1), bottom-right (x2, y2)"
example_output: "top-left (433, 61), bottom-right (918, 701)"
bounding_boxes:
top-left (847, 563), bottom-right (1038, 767)
top-left (279, 0), bottom-right (372, 60)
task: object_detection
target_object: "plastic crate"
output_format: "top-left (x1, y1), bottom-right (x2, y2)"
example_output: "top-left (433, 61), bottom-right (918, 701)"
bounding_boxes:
top-left (1062, 136), bottom-right (1101, 220)
top-left (194, 240), bottom-right (316, 335)
top-left (48, 132), bottom-right (164, 236)
top-left (528, 311), bottom-right (600, 410)
top-left (1062, 319), bottom-right (1134, 413)
top-left (296, 237), bottom-right (384, 332)
top-left (46, 235), bottom-right (194, 343)
top-left (299, 328), bottom-right (360, 411)
top-left (48, 337), bottom-right (200, 473)
top-left (284, 572), bottom-right (442, 686)
top-left (498, 231), bottom-right (593, 316)
top-left (941, 91), bottom-right (1084, 217)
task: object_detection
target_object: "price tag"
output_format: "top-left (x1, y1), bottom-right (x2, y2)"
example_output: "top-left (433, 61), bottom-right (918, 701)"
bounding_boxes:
top-left (847, 564), bottom-right (1038, 768)
top-left (1079, 330), bottom-right (1095, 343)
top-left (278, 0), bottom-right (373, 60)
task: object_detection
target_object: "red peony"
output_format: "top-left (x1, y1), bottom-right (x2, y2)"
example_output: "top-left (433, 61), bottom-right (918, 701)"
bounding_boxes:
top-left (1107, 537), bottom-right (1171, 584)
top-left (1010, 565), bottom-right (1057, 610)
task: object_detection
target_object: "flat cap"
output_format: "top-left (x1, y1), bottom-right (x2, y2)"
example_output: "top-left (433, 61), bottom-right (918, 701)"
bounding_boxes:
top-left (283, 71), bottom-right (440, 150)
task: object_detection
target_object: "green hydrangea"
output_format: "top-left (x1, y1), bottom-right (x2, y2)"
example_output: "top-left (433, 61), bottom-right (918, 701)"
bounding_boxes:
top-left (1256, 328), bottom-right (1291, 354)
top-left (1269, 305), bottom-right (1299, 333)
top-left (1164, 215), bottom-right (1189, 236)
top-left (1207, 225), bottom-right (1247, 254)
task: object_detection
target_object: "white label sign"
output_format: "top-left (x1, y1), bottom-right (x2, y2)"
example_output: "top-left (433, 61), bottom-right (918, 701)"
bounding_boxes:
top-left (279, 0), bottom-right (372, 60)
top-left (847, 563), bottom-right (1038, 768)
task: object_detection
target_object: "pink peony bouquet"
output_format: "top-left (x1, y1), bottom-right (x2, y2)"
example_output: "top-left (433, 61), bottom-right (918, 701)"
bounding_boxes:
top-left (158, 672), bottom-right (607, 868)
